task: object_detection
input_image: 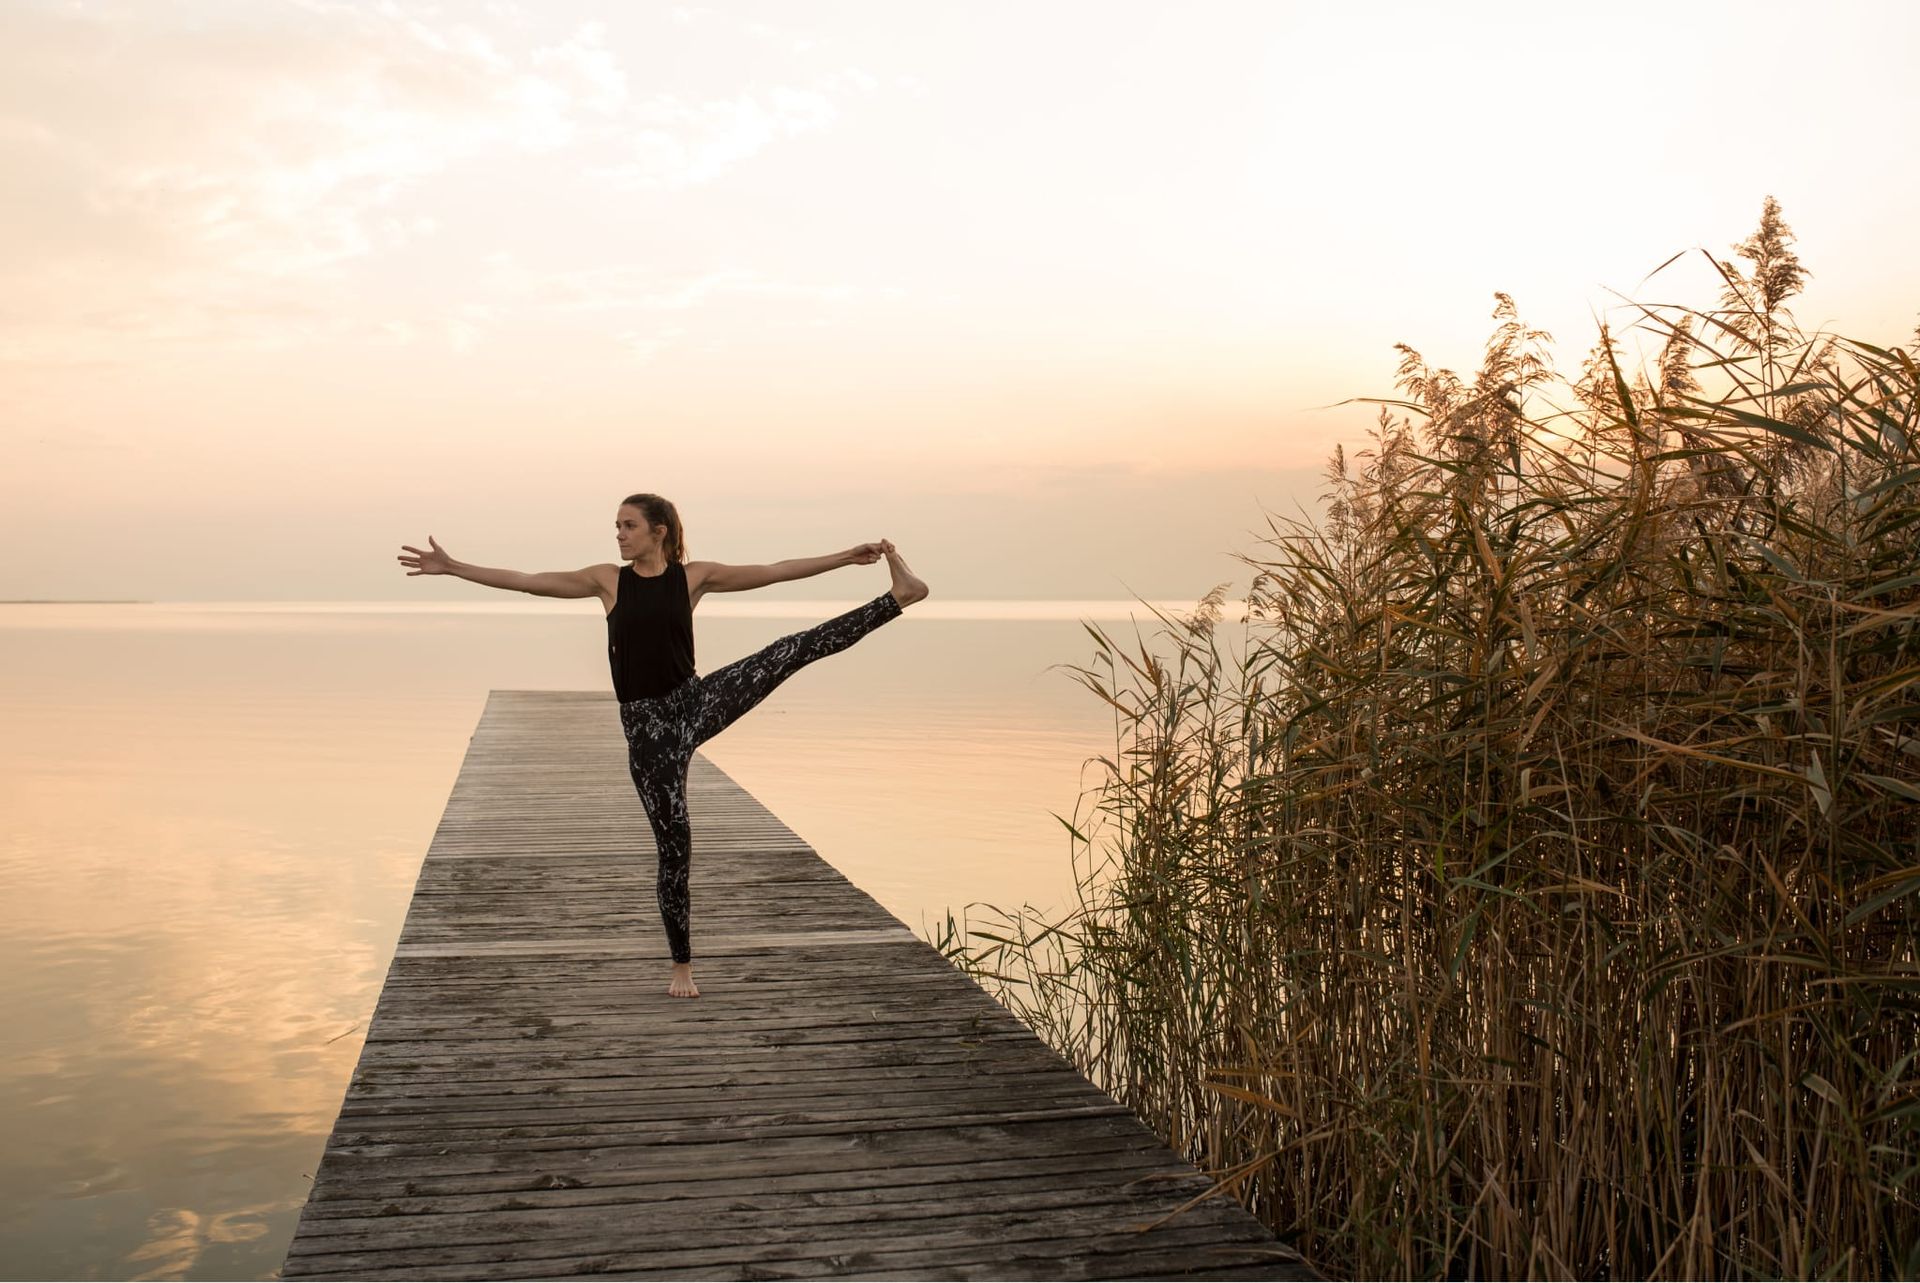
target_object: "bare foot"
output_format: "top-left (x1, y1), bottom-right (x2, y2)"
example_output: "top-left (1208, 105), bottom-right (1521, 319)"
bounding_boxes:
top-left (880, 539), bottom-right (928, 608)
top-left (668, 962), bottom-right (700, 998)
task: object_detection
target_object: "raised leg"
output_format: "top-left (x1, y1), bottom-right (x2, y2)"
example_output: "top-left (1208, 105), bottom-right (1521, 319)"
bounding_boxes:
top-left (686, 591), bottom-right (903, 746)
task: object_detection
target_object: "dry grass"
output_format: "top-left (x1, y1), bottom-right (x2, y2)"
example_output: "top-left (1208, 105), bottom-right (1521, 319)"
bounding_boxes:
top-left (933, 201), bottom-right (1920, 1279)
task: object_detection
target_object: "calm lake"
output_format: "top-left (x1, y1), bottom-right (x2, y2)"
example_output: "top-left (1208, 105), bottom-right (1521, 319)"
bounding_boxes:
top-left (0, 596), bottom-right (1241, 1281)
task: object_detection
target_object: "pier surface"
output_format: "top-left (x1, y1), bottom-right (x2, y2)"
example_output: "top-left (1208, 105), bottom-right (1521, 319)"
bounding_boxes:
top-left (282, 690), bottom-right (1314, 1280)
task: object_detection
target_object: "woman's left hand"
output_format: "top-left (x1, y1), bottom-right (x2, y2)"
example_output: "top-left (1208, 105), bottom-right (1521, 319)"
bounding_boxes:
top-left (847, 542), bottom-right (886, 565)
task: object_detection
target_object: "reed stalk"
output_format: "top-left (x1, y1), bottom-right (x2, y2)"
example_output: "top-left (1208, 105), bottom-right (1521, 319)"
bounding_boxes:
top-left (933, 201), bottom-right (1920, 1279)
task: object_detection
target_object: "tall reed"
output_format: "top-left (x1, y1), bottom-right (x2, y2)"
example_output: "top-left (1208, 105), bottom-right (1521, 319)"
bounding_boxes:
top-left (934, 199), bottom-right (1920, 1279)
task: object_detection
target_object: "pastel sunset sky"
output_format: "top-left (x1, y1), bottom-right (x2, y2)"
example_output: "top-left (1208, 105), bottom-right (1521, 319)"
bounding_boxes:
top-left (5, 0), bottom-right (1916, 601)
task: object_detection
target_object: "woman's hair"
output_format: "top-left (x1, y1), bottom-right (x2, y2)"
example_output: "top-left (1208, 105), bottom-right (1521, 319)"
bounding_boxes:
top-left (621, 493), bottom-right (687, 563)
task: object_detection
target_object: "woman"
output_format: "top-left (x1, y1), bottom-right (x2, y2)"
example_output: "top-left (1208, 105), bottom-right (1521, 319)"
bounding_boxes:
top-left (396, 492), bottom-right (929, 998)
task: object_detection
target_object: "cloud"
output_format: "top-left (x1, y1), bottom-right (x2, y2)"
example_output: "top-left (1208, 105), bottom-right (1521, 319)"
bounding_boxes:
top-left (0, 2), bottom-right (546, 276)
top-left (569, 5), bottom-right (877, 192)
top-left (614, 324), bottom-right (688, 364)
top-left (0, 2), bottom-right (884, 364)
top-left (592, 86), bottom-right (842, 192)
top-left (738, 13), bottom-right (830, 57)
top-left (532, 19), bottom-right (628, 114)
top-left (434, 257), bottom-right (904, 355)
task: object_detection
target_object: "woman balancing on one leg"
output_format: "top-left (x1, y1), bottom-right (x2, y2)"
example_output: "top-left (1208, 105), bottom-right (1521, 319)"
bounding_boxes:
top-left (396, 491), bottom-right (929, 999)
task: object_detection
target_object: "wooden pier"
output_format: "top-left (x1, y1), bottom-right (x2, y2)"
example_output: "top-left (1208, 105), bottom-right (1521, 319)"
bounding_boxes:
top-left (281, 690), bottom-right (1314, 1281)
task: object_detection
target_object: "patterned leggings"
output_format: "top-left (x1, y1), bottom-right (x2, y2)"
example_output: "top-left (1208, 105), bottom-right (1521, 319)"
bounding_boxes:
top-left (617, 590), bottom-right (904, 963)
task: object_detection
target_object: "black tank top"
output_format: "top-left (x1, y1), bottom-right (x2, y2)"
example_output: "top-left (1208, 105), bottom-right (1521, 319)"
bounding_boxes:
top-left (606, 560), bottom-right (696, 701)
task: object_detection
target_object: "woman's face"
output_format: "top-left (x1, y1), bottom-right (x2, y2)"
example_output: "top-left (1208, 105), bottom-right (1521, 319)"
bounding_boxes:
top-left (615, 506), bottom-right (663, 558)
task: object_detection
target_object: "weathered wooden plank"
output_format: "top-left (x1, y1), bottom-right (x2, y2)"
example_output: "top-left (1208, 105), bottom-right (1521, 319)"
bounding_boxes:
top-left (286, 1210), bottom-right (1283, 1279)
top-left (370, 967), bottom-right (980, 994)
top-left (337, 1077), bottom-right (1114, 1123)
top-left (300, 1138), bottom-right (1191, 1219)
top-left (387, 933), bottom-right (913, 952)
top-left (347, 1035), bottom-right (1048, 1076)
top-left (319, 1110), bottom-right (1139, 1153)
top-left (332, 1069), bottom-right (1118, 1114)
top-left (341, 1060), bottom-right (1093, 1099)
top-left (302, 1116), bottom-right (1180, 1207)
top-left (288, 1200), bottom-right (1279, 1267)
top-left (281, 690), bottom-right (1315, 1280)
top-left (310, 1113), bottom-right (1165, 1183)
top-left (295, 1168), bottom-right (1206, 1233)
top-left (285, 1206), bottom-right (1266, 1271)
top-left (354, 1023), bottom-right (1031, 1056)
top-left (365, 1001), bottom-right (1029, 1035)
top-left (287, 1182), bottom-right (1247, 1254)
top-left (346, 1038), bottom-right (1059, 1075)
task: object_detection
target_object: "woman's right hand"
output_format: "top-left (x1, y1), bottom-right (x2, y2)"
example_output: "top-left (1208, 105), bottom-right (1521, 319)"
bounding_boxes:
top-left (398, 536), bottom-right (453, 576)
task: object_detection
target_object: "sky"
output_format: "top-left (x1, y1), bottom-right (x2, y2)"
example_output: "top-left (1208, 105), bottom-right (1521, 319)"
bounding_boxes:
top-left (3, 0), bottom-right (1916, 602)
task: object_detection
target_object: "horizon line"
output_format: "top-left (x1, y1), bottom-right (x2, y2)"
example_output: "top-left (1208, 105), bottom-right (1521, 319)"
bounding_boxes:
top-left (0, 597), bottom-right (1254, 622)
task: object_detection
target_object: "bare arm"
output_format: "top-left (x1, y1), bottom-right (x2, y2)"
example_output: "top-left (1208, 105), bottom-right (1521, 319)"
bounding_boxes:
top-left (693, 543), bottom-right (884, 594)
top-left (449, 560), bottom-right (533, 592)
top-left (452, 561), bottom-right (604, 598)
top-left (768, 549), bottom-right (860, 585)
top-left (397, 536), bottom-right (602, 598)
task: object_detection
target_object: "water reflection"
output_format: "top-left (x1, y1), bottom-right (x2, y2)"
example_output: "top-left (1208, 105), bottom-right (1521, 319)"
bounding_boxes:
top-left (0, 600), bottom-right (1228, 1280)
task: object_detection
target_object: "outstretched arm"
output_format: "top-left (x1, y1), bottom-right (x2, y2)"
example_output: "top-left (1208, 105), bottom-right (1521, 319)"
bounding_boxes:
top-left (695, 542), bottom-right (885, 594)
top-left (397, 535), bottom-right (601, 598)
